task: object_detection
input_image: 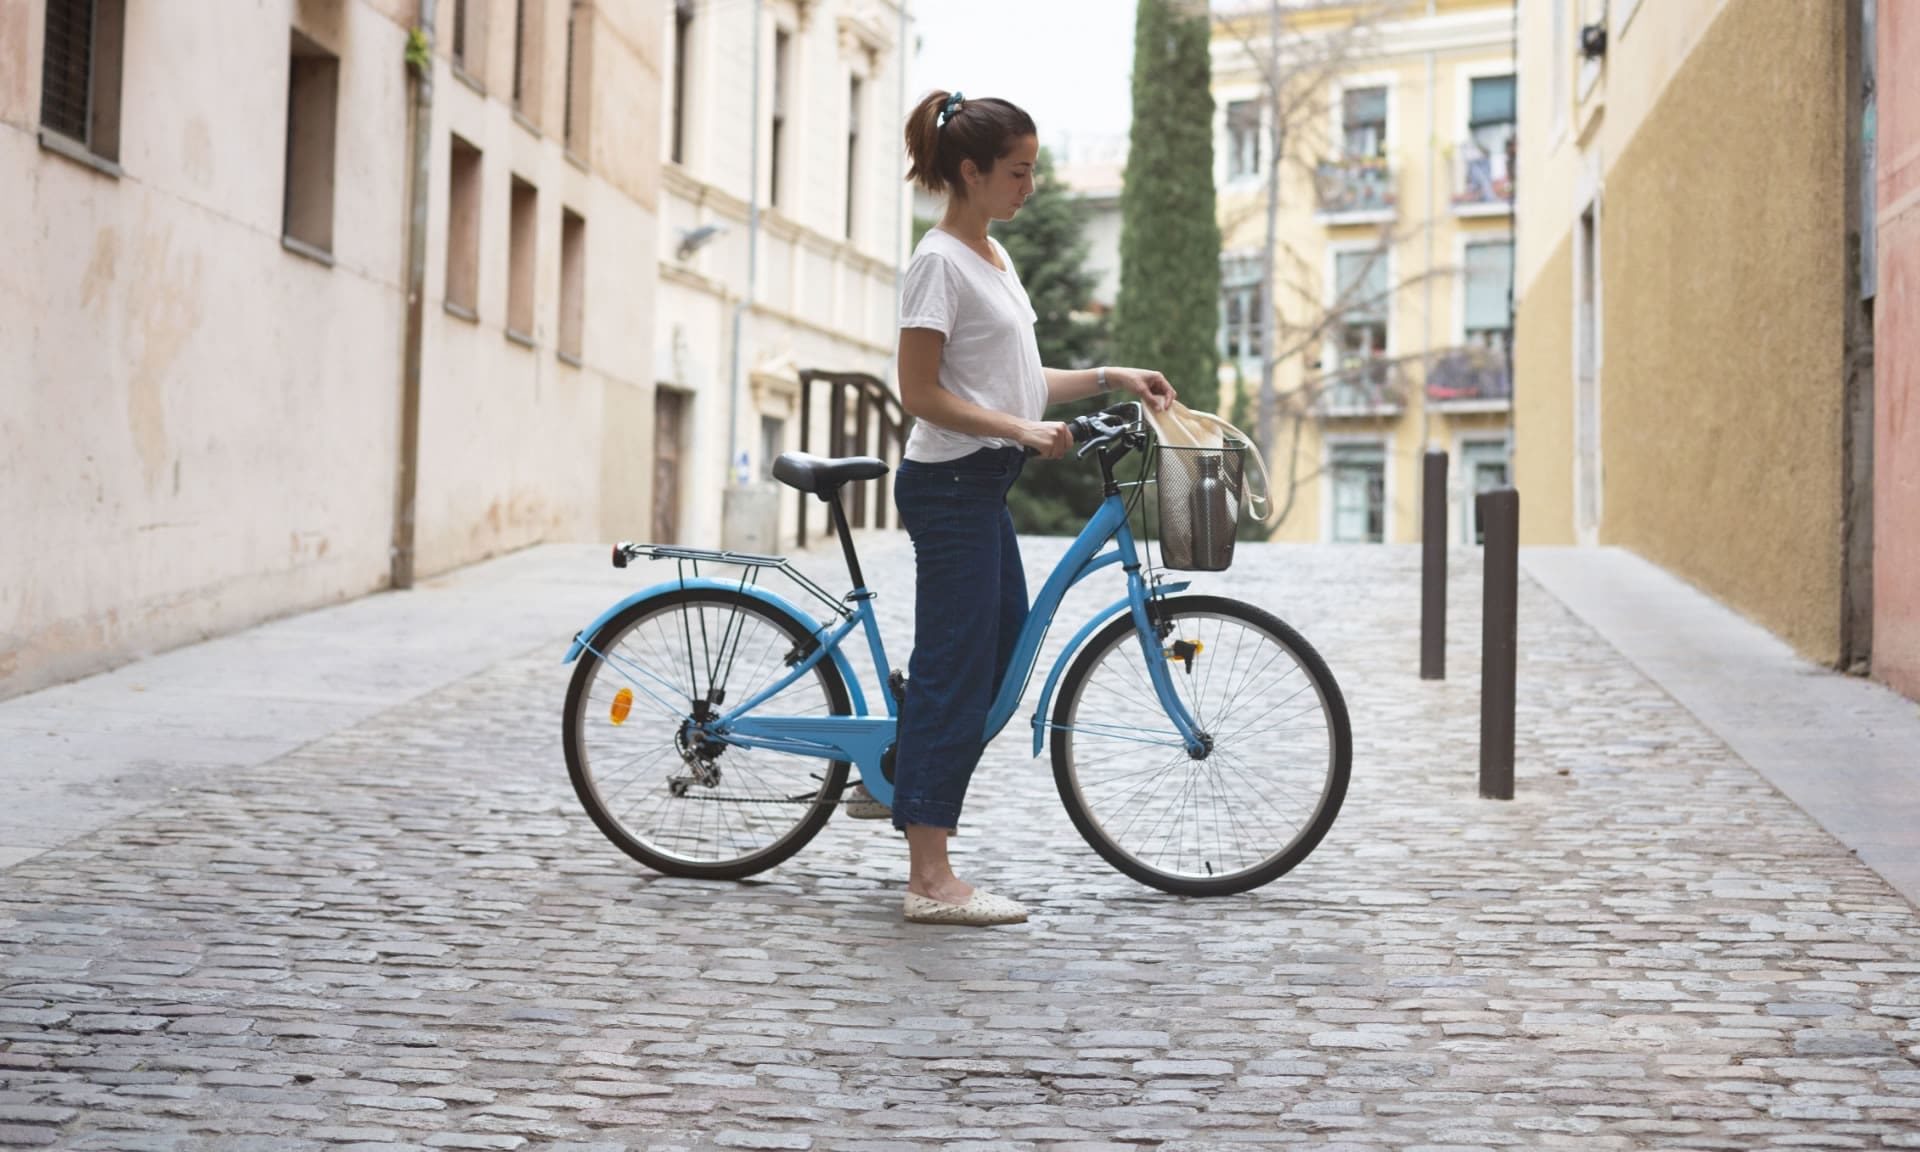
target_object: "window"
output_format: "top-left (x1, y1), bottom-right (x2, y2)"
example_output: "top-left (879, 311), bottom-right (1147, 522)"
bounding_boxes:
top-left (1330, 250), bottom-right (1390, 406)
top-left (283, 30), bottom-right (340, 259)
top-left (845, 74), bottom-right (862, 239)
top-left (512, 0), bottom-right (544, 120)
top-left (1460, 74), bottom-right (1515, 205)
top-left (1460, 440), bottom-right (1509, 545)
top-left (759, 415), bottom-right (786, 481)
top-left (671, 0), bottom-right (693, 164)
top-left (507, 176), bottom-right (538, 341)
top-left (451, 0), bottom-right (468, 71)
top-left (1220, 253), bottom-right (1264, 365)
top-left (1227, 99), bottom-right (1261, 179)
top-left (770, 28), bottom-right (791, 207)
top-left (1329, 442), bottom-right (1387, 544)
top-left (40, 0), bottom-right (126, 164)
top-left (558, 208), bottom-right (586, 362)
top-left (1462, 239), bottom-right (1513, 353)
top-left (1342, 86), bottom-right (1387, 159)
top-left (446, 135), bottom-right (482, 316)
top-left (563, 0), bottom-right (590, 155)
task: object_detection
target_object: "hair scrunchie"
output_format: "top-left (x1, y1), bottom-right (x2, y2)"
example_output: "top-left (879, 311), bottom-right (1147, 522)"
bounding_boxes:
top-left (937, 91), bottom-right (965, 128)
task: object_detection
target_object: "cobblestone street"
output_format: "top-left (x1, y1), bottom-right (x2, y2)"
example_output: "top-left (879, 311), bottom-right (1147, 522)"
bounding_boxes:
top-left (2, 535), bottom-right (1917, 1150)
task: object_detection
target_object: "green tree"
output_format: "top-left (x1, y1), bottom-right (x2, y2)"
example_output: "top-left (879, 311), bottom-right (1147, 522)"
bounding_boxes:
top-left (1113, 0), bottom-right (1222, 414)
top-left (989, 148), bottom-right (1112, 534)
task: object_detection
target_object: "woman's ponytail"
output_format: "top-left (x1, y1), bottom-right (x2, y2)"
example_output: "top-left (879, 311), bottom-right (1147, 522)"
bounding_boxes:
top-left (903, 89), bottom-right (1036, 199)
top-left (904, 90), bottom-right (950, 196)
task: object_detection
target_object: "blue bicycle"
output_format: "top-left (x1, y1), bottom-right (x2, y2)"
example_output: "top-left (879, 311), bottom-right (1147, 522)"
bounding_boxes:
top-left (561, 403), bottom-right (1351, 895)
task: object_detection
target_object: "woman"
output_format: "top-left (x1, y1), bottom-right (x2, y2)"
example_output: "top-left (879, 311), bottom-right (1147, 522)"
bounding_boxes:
top-left (861, 89), bottom-right (1175, 926)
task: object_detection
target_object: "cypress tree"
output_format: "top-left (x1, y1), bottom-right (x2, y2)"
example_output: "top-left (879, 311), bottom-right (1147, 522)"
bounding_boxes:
top-left (1113, 0), bottom-right (1222, 413)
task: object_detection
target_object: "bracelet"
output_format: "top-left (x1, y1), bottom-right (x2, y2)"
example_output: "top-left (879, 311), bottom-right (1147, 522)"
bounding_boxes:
top-left (1097, 366), bottom-right (1108, 392)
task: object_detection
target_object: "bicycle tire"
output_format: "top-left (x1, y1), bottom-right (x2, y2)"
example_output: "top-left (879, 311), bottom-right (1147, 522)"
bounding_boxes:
top-left (563, 587), bottom-right (852, 880)
top-left (1051, 594), bottom-right (1351, 896)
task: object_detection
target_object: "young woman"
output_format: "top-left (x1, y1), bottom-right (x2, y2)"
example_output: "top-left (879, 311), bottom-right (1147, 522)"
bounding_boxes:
top-left (861, 89), bottom-right (1175, 926)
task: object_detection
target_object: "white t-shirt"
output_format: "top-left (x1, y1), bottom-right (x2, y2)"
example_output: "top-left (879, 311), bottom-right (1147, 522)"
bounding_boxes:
top-left (897, 228), bottom-right (1050, 462)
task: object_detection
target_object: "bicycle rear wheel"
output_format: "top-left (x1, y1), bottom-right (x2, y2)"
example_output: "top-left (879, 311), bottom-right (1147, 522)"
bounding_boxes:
top-left (563, 588), bottom-right (851, 879)
top-left (1050, 595), bottom-right (1350, 896)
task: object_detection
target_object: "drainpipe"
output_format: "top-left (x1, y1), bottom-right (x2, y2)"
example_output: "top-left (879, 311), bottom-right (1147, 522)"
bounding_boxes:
top-left (892, 0), bottom-right (911, 386)
top-left (393, 0), bottom-right (437, 590)
top-left (1420, 43), bottom-right (1436, 455)
top-left (728, 0), bottom-right (764, 487)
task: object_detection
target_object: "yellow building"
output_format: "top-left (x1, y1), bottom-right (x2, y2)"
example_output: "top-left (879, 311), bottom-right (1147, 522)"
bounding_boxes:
top-left (1213, 0), bottom-right (1518, 545)
top-left (1511, 0), bottom-right (1872, 669)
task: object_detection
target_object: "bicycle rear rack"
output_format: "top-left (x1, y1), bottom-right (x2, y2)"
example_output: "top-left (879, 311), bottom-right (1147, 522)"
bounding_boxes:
top-left (611, 542), bottom-right (852, 620)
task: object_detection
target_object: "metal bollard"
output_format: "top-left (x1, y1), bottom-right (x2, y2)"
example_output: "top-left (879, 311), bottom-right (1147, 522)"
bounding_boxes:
top-left (1477, 487), bottom-right (1519, 799)
top-left (1421, 449), bottom-right (1447, 680)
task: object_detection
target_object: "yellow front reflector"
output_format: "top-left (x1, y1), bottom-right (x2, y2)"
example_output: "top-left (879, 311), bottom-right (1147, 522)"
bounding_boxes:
top-left (610, 687), bottom-right (634, 726)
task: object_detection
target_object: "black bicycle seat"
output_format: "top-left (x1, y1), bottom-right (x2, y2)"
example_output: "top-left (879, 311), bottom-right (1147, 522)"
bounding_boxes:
top-left (771, 452), bottom-right (890, 495)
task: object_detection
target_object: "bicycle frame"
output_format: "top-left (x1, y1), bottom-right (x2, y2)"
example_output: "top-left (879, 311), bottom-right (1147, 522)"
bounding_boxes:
top-left (708, 488), bottom-right (1208, 811)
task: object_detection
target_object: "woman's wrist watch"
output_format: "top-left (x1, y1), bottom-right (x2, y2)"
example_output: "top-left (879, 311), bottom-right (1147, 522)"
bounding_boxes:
top-left (1097, 366), bottom-right (1108, 392)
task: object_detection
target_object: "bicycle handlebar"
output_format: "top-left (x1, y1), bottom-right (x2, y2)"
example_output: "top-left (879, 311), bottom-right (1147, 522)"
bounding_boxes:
top-left (1067, 401), bottom-right (1144, 448)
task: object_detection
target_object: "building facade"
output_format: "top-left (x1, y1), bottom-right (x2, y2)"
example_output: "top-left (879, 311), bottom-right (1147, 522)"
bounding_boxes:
top-left (1511, 0), bottom-right (1909, 693)
top-left (1873, 0), bottom-right (1920, 701)
top-left (655, 0), bottom-right (907, 550)
top-left (1212, 0), bottom-right (1518, 547)
top-left (1, 0), bottom-right (664, 700)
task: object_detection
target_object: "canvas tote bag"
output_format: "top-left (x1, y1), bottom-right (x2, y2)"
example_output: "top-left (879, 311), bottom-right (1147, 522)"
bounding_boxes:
top-left (1142, 400), bottom-right (1276, 526)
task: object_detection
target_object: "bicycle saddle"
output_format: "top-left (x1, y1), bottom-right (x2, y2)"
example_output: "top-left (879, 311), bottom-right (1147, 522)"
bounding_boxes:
top-left (771, 452), bottom-right (889, 495)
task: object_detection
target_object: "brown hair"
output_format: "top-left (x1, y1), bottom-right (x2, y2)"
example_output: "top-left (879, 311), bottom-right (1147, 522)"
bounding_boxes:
top-left (903, 89), bottom-right (1037, 197)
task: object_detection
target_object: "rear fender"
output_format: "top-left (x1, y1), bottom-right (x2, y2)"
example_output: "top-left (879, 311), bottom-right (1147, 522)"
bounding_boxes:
top-left (563, 578), bottom-right (869, 715)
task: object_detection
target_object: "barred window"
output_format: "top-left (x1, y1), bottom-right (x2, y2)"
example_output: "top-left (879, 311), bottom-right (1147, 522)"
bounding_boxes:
top-left (40, 0), bottom-right (125, 163)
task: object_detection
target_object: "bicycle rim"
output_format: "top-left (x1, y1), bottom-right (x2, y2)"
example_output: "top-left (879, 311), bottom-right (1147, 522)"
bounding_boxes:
top-left (1053, 598), bottom-right (1349, 894)
top-left (566, 591), bottom-right (849, 874)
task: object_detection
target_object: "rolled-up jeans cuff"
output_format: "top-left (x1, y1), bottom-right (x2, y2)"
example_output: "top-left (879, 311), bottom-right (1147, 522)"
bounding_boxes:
top-left (891, 795), bottom-right (962, 832)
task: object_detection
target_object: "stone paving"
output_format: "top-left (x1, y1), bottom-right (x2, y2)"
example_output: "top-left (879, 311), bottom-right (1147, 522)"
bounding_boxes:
top-left (1, 533), bottom-right (1917, 1150)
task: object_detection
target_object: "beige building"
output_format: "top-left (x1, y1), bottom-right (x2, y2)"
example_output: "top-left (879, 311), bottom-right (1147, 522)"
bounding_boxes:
top-left (1511, 0), bottom-right (1881, 676)
top-left (1213, 0), bottom-right (1518, 546)
top-left (655, 0), bottom-right (908, 550)
top-left (1, 0), bottom-right (663, 700)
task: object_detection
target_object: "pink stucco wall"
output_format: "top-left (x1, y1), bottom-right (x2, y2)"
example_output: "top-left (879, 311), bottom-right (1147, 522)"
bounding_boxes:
top-left (1875, 0), bottom-right (1920, 700)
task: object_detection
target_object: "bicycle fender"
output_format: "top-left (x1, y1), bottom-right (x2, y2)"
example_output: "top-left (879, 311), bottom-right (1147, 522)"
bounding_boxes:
top-left (563, 578), bottom-right (870, 715)
top-left (1030, 581), bottom-right (1191, 756)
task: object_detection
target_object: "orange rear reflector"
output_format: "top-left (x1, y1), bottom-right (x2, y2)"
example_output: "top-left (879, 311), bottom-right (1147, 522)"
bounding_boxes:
top-left (610, 687), bottom-right (634, 726)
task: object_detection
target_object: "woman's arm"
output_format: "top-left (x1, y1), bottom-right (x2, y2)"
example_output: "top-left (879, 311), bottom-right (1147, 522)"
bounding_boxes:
top-left (899, 328), bottom-right (1073, 457)
top-left (1042, 366), bottom-right (1179, 412)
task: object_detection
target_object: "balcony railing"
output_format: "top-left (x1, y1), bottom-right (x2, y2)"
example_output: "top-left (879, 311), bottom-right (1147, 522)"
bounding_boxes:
top-left (1314, 156), bottom-right (1397, 221)
top-left (1425, 345), bottom-right (1513, 409)
top-left (1316, 356), bottom-right (1404, 417)
top-left (1452, 138), bottom-right (1514, 215)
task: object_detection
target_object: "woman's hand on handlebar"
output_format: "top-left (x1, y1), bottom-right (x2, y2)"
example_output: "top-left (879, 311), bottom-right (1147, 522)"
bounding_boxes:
top-left (1017, 420), bottom-right (1075, 460)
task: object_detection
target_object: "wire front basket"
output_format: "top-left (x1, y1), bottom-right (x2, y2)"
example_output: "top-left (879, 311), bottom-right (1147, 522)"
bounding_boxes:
top-left (1154, 440), bottom-right (1247, 572)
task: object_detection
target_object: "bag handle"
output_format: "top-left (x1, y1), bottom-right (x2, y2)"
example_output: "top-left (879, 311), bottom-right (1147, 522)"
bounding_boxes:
top-left (1149, 402), bottom-right (1276, 525)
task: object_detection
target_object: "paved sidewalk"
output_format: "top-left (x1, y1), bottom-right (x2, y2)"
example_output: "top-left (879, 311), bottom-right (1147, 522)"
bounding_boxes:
top-left (1, 534), bottom-right (1917, 1149)
top-left (1524, 548), bottom-right (1920, 907)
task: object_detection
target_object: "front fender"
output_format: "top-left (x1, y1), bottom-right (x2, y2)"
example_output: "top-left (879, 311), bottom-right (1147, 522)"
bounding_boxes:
top-left (563, 578), bottom-right (869, 715)
top-left (1030, 581), bottom-right (1190, 755)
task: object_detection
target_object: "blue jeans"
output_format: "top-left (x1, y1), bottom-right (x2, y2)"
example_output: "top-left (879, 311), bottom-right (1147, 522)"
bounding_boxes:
top-left (890, 446), bottom-right (1029, 831)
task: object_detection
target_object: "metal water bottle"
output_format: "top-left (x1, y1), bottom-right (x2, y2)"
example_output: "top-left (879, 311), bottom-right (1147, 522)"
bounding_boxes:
top-left (1189, 454), bottom-right (1228, 569)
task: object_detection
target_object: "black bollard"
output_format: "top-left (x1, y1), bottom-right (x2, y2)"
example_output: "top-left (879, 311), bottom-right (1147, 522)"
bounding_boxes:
top-left (1478, 487), bottom-right (1519, 800)
top-left (1421, 449), bottom-right (1447, 680)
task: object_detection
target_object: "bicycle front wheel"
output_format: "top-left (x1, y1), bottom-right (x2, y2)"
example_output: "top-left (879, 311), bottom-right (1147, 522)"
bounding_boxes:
top-left (563, 588), bottom-right (852, 880)
top-left (1051, 595), bottom-right (1351, 896)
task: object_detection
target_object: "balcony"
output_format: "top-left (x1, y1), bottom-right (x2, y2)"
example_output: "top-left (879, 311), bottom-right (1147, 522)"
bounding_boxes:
top-left (1452, 139), bottom-right (1514, 218)
top-left (1425, 346), bottom-right (1513, 412)
top-left (1314, 156), bottom-right (1397, 225)
top-left (1315, 356), bottom-right (1405, 418)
